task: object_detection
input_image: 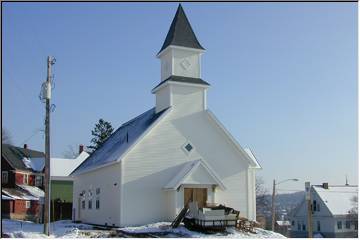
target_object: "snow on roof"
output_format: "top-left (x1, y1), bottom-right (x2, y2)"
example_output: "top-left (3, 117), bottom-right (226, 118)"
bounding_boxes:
top-left (51, 151), bottom-right (89, 177)
top-left (163, 159), bottom-right (226, 190)
top-left (2, 194), bottom-right (14, 200)
top-left (17, 184), bottom-right (44, 199)
top-left (313, 185), bottom-right (358, 216)
top-left (243, 148), bottom-right (262, 169)
top-left (2, 188), bottom-right (38, 201)
top-left (276, 221), bottom-right (291, 226)
top-left (22, 157), bottom-right (45, 172)
top-left (71, 107), bottom-right (168, 176)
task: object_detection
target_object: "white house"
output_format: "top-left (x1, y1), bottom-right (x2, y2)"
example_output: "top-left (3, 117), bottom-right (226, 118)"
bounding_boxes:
top-left (51, 149), bottom-right (89, 181)
top-left (71, 4), bottom-right (261, 227)
top-left (289, 183), bottom-right (358, 238)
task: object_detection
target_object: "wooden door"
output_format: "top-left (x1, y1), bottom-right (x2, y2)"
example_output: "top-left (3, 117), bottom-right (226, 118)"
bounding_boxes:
top-left (184, 188), bottom-right (193, 207)
top-left (184, 188), bottom-right (207, 208)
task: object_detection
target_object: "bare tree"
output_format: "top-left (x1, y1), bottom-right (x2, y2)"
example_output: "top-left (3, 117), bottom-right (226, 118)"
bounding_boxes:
top-left (62, 145), bottom-right (79, 158)
top-left (256, 177), bottom-right (270, 212)
top-left (2, 128), bottom-right (12, 144)
top-left (348, 195), bottom-right (358, 232)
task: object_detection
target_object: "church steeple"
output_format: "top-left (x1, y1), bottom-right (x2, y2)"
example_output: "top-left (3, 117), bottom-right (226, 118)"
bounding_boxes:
top-left (158, 4), bottom-right (205, 55)
top-left (154, 4), bottom-right (209, 114)
top-left (157, 4), bottom-right (206, 82)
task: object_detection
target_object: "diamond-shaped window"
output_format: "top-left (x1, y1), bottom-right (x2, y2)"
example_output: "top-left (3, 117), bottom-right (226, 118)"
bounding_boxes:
top-left (185, 143), bottom-right (193, 152)
top-left (180, 59), bottom-right (191, 70)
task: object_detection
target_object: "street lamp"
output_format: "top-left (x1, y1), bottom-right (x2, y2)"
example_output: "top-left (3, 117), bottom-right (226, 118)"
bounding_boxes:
top-left (271, 178), bottom-right (299, 231)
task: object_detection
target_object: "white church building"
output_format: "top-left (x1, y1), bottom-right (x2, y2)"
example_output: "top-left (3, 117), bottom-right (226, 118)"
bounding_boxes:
top-left (71, 4), bottom-right (261, 227)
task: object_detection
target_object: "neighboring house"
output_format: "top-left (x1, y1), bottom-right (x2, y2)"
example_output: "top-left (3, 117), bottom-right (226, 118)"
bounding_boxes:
top-left (71, 5), bottom-right (261, 227)
top-left (275, 220), bottom-right (291, 237)
top-left (50, 145), bottom-right (89, 220)
top-left (290, 183), bottom-right (358, 238)
top-left (1, 144), bottom-right (45, 222)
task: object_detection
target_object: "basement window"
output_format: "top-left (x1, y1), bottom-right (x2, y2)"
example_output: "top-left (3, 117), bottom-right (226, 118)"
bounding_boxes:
top-left (25, 201), bottom-right (31, 209)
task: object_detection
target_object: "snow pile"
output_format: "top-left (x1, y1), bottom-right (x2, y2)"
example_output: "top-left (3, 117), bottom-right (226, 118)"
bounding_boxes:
top-left (120, 222), bottom-right (286, 238)
top-left (3, 219), bottom-right (286, 238)
top-left (2, 219), bottom-right (95, 238)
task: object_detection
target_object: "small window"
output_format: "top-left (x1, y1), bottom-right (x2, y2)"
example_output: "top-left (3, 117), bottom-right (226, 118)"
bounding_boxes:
top-left (317, 221), bottom-right (321, 231)
top-left (317, 203), bottom-right (320, 212)
top-left (182, 141), bottom-right (194, 154)
top-left (291, 220), bottom-right (295, 226)
top-left (346, 221), bottom-right (351, 229)
top-left (302, 223), bottom-right (306, 231)
top-left (185, 143), bottom-right (193, 152)
top-left (2, 171), bottom-right (8, 184)
top-left (96, 188), bottom-right (100, 195)
top-left (313, 200), bottom-right (317, 211)
top-left (23, 174), bottom-right (29, 184)
top-left (35, 176), bottom-right (42, 187)
top-left (96, 198), bottom-right (100, 209)
top-left (81, 200), bottom-right (85, 209)
top-left (88, 200), bottom-right (92, 209)
top-left (25, 201), bottom-right (31, 209)
top-left (337, 221), bottom-right (342, 229)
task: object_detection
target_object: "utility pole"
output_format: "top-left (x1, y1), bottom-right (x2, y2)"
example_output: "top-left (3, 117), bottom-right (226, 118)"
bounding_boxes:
top-left (42, 56), bottom-right (55, 236)
top-left (271, 178), bottom-right (299, 232)
top-left (305, 182), bottom-right (313, 238)
top-left (271, 179), bottom-right (276, 231)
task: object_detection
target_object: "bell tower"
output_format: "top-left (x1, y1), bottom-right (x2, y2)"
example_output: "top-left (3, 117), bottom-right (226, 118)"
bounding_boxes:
top-left (153, 4), bottom-right (210, 114)
top-left (157, 4), bottom-right (205, 81)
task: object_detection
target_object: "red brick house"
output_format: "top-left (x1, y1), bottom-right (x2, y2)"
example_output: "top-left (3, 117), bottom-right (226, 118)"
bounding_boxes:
top-left (1, 144), bottom-right (45, 222)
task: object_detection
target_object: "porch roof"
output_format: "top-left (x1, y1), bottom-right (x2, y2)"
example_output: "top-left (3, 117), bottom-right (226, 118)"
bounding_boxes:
top-left (163, 159), bottom-right (226, 191)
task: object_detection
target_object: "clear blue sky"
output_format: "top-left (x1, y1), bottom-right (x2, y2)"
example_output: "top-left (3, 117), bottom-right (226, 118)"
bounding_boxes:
top-left (3, 3), bottom-right (357, 191)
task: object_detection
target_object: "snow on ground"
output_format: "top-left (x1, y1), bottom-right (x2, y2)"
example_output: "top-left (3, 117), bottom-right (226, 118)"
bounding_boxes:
top-left (1, 219), bottom-right (105, 238)
top-left (2, 219), bottom-right (286, 238)
top-left (119, 222), bottom-right (286, 238)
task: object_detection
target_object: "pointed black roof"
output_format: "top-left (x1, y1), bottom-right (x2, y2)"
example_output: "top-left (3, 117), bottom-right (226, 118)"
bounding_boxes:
top-left (158, 4), bottom-right (205, 54)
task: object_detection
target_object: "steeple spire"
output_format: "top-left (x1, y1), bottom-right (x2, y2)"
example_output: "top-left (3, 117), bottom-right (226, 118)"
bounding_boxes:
top-left (158, 4), bottom-right (205, 54)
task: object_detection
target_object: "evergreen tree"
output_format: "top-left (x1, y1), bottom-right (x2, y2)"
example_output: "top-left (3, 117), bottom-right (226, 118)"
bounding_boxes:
top-left (87, 119), bottom-right (114, 152)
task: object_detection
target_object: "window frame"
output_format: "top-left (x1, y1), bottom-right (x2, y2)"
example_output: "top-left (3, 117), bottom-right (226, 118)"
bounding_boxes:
top-left (35, 175), bottom-right (42, 187)
top-left (23, 174), bottom-right (29, 184)
top-left (25, 201), bottom-right (31, 209)
top-left (2, 171), bottom-right (8, 184)
top-left (96, 198), bottom-right (100, 209)
top-left (88, 199), bottom-right (92, 209)
top-left (345, 220), bottom-right (351, 229)
top-left (182, 141), bottom-right (195, 155)
top-left (81, 200), bottom-right (85, 209)
top-left (337, 221), bottom-right (342, 230)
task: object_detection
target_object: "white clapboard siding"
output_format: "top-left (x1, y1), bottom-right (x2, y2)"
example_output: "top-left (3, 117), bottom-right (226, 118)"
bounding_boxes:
top-left (73, 162), bottom-right (122, 227)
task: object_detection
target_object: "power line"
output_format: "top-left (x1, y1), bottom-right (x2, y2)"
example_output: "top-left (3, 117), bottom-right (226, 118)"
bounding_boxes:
top-left (20, 128), bottom-right (44, 145)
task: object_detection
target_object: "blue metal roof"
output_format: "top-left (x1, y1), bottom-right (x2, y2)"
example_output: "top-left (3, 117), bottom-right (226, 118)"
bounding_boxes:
top-left (71, 108), bottom-right (168, 175)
